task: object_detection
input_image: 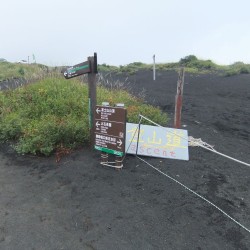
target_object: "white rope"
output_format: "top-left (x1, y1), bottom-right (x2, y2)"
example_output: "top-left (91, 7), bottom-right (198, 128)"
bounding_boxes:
top-left (199, 144), bottom-right (250, 167)
top-left (100, 161), bottom-right (123, 169)
top-left (188, 136), bottom-right (250, 167)
top-left (188, 136), bottom-right (215, 150)
top-left (100, 116), bottom-right (143, 169)
top-left (98, 116), bottom-right (144, 170)
top-left (121, 115), bottom-right (144, 161)
top-left (139, 114), bottom-right (188, 141)
top-left (123, 115), bottom-right (250, 233)
top-left (136, 156), bottom-right (250, 234)
top-left (139, 114), bottom-right (250, 167)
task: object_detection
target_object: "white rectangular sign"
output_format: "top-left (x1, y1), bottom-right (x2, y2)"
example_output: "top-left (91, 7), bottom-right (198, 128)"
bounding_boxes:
top-left (125, 123), bottom-right (189, 161)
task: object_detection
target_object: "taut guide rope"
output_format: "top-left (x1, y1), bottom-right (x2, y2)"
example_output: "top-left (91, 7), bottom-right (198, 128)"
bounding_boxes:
top-left (121, 114), bottom-right (250, 233)
top-left (139, 114), bottom-right (250, 167)
top-left (137, 155), bottom-right (250, 234)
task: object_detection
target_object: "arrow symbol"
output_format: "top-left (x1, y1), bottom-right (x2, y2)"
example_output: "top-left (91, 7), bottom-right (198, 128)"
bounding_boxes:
top-left (96, 121), bottom-right (100, 127)
top-left (117, 139), bottom-right (122, 147)
top-left (96, 108), bottom-right (101, 114)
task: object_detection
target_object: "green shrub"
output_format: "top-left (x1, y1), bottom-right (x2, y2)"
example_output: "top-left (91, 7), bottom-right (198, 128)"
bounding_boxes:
top-left (0, 76), bottom-right (168, 156)
top-left (0, 61), bottom-right (53, 81)
top-left (118, 62), bottom-right (152, 75)
top-left (224, 69), bottom-right (238, 77)
top-left (239, 66), bottom-right (250, 74)
top-left (98, 63), bottom-right (119, 72)
top-left (179, 55), bottom-right (198, 65)
top-left (157, 63), bottom-right (179, 70)
top-left (0, 112), bottom-right (23, 141)
top-left (15, 114), bottom-right (89, 156)
top-left (224, 63), bottom-right (250, 76)
top-left (18, 67), bottom-right (25, 76)
top-left (179, 55), bottom-right (217, 70)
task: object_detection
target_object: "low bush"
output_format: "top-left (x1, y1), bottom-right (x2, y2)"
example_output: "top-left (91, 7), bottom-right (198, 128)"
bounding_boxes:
top-left (98, 63), bottom-right (119, 72)
top-left (0, 61), bottom-right (50, 81)
top-left (224, 63), bottom-right (250, 76)
top-left (179, 55), bottom-right (217, 70)
top-left (0, 76), bottom-right (168, 156)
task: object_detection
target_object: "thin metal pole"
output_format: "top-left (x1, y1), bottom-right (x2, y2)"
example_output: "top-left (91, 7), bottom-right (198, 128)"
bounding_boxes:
top-left (174, 67), bottom-right (185, 128)
top-left (153, 54), bottom-right (156, 81)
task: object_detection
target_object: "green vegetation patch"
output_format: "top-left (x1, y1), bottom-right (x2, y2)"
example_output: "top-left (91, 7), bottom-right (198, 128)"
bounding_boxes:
top-left (98, 62), bottom-right (152, 75)
top-left (0, 77), bottom-right (167, 156)
top-left (99, 56), bottom-right (250, 76)
top-left (0, 61), bottom-right (50, 81)
top-left (224, 62), bottom-right (250, 76)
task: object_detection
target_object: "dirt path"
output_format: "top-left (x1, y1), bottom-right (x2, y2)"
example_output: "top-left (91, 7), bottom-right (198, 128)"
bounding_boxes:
top-left (0, 70), bottom-right (250, 249)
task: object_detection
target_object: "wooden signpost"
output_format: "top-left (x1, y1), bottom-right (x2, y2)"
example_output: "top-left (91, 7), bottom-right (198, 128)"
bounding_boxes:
top-left (94, 105), bottom-right (127, 157)
top-left (63, 53), bottom-right (97, 148)
top-left (63, 61), bottom-right (91, 79)
top-left (63, 55), bottom-right (188, 168)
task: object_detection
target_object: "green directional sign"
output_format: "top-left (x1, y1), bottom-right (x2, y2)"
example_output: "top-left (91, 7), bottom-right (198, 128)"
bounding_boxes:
top-left (63, 60), bottom-right (90, 79)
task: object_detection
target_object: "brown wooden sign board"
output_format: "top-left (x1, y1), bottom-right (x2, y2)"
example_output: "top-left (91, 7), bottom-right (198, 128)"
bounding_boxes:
top-left (94, 105), bottom-right (126, 156)
top-left (63, 60), bottom-right (90, 79)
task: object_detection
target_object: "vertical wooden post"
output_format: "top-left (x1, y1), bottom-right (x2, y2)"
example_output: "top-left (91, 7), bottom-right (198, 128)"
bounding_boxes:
top-left (88, 53), bottom-right (97, 149)
top-left (115, 103), bottom-right (125, 169)
top-left (174, 67), bottom-right (185, 129)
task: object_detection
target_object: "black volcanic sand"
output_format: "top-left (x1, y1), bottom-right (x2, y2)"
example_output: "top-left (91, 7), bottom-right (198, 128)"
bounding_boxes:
top-left (0, 70), bottom-right (249, 249)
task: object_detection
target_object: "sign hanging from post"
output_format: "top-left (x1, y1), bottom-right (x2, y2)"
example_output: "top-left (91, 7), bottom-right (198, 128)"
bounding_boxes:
top-left (63, 60), bottom-right (91, 79)
top-left (62, 53), bottom-right (98, 149)
top-left (94, 105), bottom-right (127, 156)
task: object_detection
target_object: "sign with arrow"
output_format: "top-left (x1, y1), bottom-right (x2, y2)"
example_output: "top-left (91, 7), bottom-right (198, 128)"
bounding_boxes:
top-left (63, 60), bottom-right (91, 79)
top-left (94, 105), bottom-right (126, 156)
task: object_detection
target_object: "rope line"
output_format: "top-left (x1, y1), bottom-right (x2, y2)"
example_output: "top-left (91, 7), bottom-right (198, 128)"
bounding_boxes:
top-left (120, 115), bottom-right (143, 162)
top-left (100, 161), bottom-right (123, 169)
top-left (102, 114), bottom-right (250, 168)
top-left (136, 156), bottom-right (250, 234)
top-left (188, 136), bottom-right (215, 150)
top-left (139, 114), bottom-right (250, 167)
top-left (100, 114), bottom-right (250, 232)
top-left (198, 143), bottom-right (250, 167)
top-left (100, 117), bottom-right (143, 169)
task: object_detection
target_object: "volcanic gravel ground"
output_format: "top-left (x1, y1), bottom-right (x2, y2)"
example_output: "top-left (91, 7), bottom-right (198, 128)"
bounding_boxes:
top-left (0, 70), bottom-right (249, 249)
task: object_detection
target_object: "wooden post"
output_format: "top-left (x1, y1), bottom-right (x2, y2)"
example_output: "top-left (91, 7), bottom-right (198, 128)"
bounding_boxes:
top-left (115, 103), bottom-right (125, 169)
top-left (174, 67), bottom-right (185, 128)
top-left (61, 53), bottom-right (97, 149)
top-left (88, 53), bottom-right (97, 149)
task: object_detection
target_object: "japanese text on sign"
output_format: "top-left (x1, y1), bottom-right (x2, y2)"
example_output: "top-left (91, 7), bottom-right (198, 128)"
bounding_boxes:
top-left (125, 123), bottom-right (189, 161)
top-left (94, 105), bottom-right (126, 156)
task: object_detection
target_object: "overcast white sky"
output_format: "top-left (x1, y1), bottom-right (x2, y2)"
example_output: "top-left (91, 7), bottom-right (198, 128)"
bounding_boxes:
top-left (1, 0), bottom-right (250, 66)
